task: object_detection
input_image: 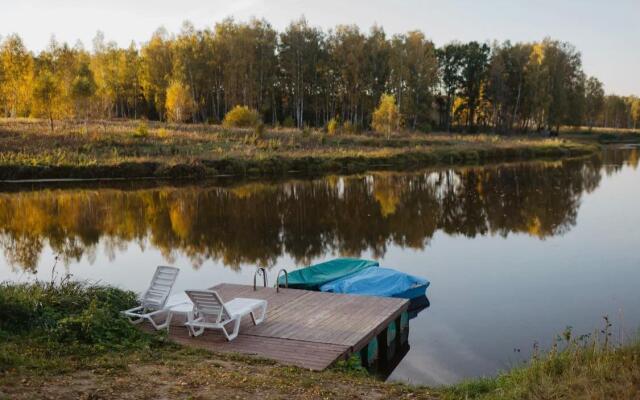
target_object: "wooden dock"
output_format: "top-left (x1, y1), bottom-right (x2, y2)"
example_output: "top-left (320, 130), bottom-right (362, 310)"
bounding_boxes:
top-left (156, 283), bottom-right (409, 371)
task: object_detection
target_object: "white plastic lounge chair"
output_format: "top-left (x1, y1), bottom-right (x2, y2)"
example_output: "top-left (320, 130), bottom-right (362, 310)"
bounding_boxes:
top-left (184, 290), bottom-right (267, 341)
top-left (121, 266), bottom-right (180, 330)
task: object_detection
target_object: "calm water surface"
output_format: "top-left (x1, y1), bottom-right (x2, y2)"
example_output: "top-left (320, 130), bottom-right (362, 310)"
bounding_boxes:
top-left (1, 146), bottom-right (639, 385)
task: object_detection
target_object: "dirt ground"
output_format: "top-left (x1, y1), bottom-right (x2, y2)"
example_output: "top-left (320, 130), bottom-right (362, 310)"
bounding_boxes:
top-left (0, 355), bottom-right (437, 400)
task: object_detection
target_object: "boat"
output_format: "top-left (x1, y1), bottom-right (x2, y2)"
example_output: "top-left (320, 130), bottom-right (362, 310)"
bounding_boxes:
top-left (319, 267), bottom-right (429, 301)
top-left (279, 258), bottom-right (379, 290)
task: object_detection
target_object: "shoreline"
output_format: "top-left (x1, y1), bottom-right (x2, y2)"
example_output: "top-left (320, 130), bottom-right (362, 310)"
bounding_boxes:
top-left (0, 118), bottom-right (602, 182)
top-left (0, 140), bottom-right (598, 182)
top-left (1, 280), bottom-right (637, 399)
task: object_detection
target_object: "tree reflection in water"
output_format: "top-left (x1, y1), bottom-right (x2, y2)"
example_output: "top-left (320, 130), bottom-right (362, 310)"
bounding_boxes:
top-left (0, 148), bottom-right (636, 273)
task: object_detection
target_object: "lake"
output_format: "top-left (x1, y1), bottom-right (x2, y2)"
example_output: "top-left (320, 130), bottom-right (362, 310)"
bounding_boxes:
top-left (0, 146), bottom-right (638, 386)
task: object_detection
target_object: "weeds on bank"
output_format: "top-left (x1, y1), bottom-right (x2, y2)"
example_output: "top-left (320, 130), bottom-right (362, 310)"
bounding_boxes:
top-left (0, 118), bottom-right (595, 170)
top-left (0, 277), bottom-right (159, 374)
top-left (443, 318), bottom-right (640, 400)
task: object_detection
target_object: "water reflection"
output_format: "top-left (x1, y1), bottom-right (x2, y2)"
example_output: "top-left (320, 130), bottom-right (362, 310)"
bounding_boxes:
top-left (361, 296), bottom-right (431, 379)
top-left (0, 148), bottom-right (636, 273)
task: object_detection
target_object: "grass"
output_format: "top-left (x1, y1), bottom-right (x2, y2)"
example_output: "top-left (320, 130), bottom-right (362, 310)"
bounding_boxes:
top-left (0, 118), bottom-right (598, 180)
top-left (561, 126), bottom-right (640, 144)
top-left (0, 280), bottom-right (638, 399)
top-left (442, 323), bottom-right (640, 399)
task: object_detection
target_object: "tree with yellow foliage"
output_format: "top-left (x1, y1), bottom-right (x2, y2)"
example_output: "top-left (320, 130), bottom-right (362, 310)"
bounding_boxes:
top-left (71, 61), bottom-right (97, 123)
top-left (0, 34), bottom-right (33, 117)
top-left (141, 28), bottom-right (173, 121)
top-left (165, 81), bottom-right (195, 123)
top-left (630, 97), bottom-right (640, 130)
top-left (32, 69), bottom-right (64, 132)
top-left (372, 93), bottom-right (401, 138)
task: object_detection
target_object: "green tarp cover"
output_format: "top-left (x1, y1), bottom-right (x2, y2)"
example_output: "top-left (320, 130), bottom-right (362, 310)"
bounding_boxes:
top-left (280, 258), bottom-right (379, 290)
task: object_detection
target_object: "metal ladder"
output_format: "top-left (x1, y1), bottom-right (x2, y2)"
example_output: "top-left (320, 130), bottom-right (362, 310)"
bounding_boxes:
top-left (253, 267), bottom-right (267, 291)
top-left (252, 267), bottom-right (289, 293)
top-left (276, 269), bottom-right (288, 293)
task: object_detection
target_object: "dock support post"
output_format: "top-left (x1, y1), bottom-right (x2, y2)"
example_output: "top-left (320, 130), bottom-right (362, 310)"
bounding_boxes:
top-left (392, 315), bottom-right (402, 357)
top-left (359, 347), bottom-right (369, 368)
top-left (378, 326), bottom-right (388, 363)
top-left (399, 311), bottom-right (409, 345)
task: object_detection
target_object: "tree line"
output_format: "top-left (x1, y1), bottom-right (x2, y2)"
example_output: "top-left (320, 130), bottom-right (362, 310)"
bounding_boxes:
top-left (1, 17), bottom-right (638, 132)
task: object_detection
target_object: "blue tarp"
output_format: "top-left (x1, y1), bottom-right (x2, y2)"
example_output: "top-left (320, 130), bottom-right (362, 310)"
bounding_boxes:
top-left (319, 267), bottom-right (429, 299)
top-left (280, 258), bottom-right (379, 290)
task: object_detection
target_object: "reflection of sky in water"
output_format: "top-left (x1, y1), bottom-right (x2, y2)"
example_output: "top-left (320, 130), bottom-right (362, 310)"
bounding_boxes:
top-left (0, 148), bottom-right (639, 386)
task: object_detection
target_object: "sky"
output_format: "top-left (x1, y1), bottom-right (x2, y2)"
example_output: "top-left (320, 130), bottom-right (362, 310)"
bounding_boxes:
top-left (1, 0), bottom-right (638, 95)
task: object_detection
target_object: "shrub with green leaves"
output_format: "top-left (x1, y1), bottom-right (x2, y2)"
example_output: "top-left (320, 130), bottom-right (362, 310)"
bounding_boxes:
top-left (282, 116), bottom-right (295, 128)
top-left (0, 281), bottom-right (148, 356)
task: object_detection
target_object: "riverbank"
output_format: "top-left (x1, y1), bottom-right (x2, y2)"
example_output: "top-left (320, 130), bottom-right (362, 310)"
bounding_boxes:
top-left (1, 281), bottom-right (638, 399)
top-left (562, 126), bottom-right (640, 144)
top-left (0, 118), bottom-right (598, 181)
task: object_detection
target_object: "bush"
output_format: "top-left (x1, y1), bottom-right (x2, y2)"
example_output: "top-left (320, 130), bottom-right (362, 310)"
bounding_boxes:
top-left (223, 105), bottom-right (261, 128)
top-left (0, 281), bottom-right (144, 349)
top-left (283, 116), bottom-right (295, 128)
top-left (254, 122), bottom-right (265, 138)
top-left (417, 122), bottom-right (433, 133)
top-left (156, 128), bottom-right (169, 138)
top-left (327, 118), bottom-right (339, 136)
top-left (132, 121), bottom-right (149, 138)
top-left (0, 283), bottom-right (40, 333)
top-left (342, 120), bottom-right (357, 134)
top-left (55, 298), bottom-right (146, 348)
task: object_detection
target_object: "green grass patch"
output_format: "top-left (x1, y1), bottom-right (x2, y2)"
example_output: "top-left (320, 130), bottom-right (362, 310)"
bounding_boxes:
top-left (0, 279), bottom-right (161, 374)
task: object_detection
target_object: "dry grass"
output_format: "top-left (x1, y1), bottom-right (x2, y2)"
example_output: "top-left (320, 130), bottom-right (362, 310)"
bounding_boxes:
top-left (0, 346), bottom-right (437, 400)
top-left (443, 322), bottom-right (640, 400)
top-left (0, 118), bottom-right (595, 170)
top-left (562, 126), bottom-right (640, 135)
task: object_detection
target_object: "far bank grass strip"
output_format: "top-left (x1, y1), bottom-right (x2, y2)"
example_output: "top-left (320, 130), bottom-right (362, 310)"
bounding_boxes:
top-left (0, 140), bottom-right (597, 181)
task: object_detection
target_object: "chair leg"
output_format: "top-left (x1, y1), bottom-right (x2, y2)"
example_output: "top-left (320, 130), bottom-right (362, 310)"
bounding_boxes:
top-left (122, 307), bottom-right (146, 325)
top-left (194, 326), bottom-right (205, 337)
top-left (148, 310), bottom-right (171, 330)
top-left (219, 317), bottom-right (241, 341)
top-left (250, 303), bottom-right (267, 325)
top-left (187, 317), bottom-right (206, 337)
top-left (127, 316), bottom-right (146, 325)
top-left (188, 324), bottom-right (205, 337)
top-left (226, 317), bottom-right (241, 341)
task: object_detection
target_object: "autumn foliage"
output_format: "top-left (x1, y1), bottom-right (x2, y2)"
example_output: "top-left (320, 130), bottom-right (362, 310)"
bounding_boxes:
top-left (222, 105), bottom-right (261, 128)
top-left (165, 81), bottom-right (195, 122)
top-left (0, 21), bottom-right (638, 133)
top-left (372, 94), bottom-right (402, 138)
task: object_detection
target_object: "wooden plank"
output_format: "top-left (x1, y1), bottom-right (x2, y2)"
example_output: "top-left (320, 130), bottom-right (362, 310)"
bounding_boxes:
top-left (164, 325), bottom-right (349, 371)
top-left (211, 285), bottom-right (407, 347)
